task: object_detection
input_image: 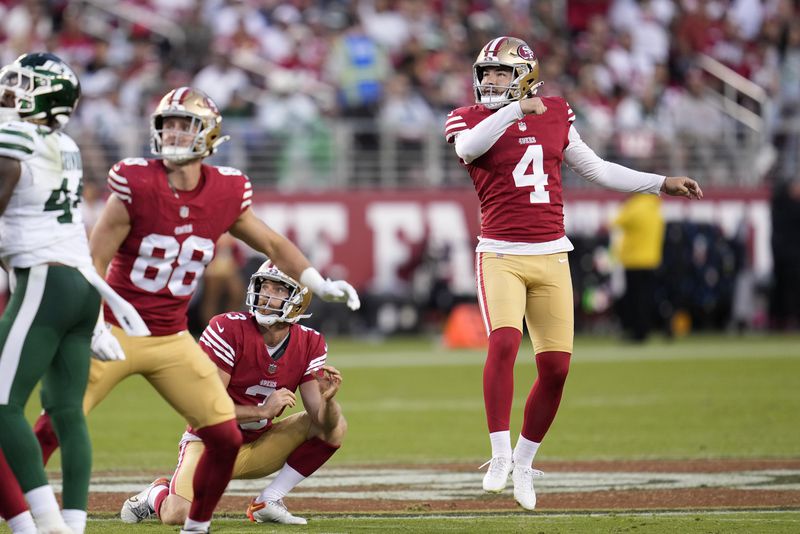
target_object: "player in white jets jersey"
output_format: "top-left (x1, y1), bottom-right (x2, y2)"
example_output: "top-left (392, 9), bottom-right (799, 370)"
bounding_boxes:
top-left (0, 52), bottom-right (146, 534)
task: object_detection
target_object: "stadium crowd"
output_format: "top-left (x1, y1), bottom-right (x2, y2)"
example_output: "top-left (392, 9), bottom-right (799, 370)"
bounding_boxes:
top-left (1, 0), bottom-right (799, 186)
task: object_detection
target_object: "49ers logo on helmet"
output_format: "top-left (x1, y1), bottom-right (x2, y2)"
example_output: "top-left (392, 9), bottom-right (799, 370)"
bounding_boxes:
top-left (517, 45), bottom-right (536, 61)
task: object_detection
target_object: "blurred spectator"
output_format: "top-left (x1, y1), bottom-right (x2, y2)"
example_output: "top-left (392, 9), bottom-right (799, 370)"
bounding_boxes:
top-left (324, 17), bottom-right (390, 182)
top-left (776, 21), bottom-right (800, 181)
top-left (358, 0), bottom-right (411, 57)
top-left (174, 1), bottom-right (214, 74)
top-left (378, 72), bottom-right (436, 184)
top-left (612, 194), bottom-right (665, 342)
top-left (192, 47), bottom-right (251, 111)
top-left (1, 0), bottom-right (793, 193)
top-left (613, 83), bottom-right (670, 171)
top-left (664, 67), bottom-right (730, 184)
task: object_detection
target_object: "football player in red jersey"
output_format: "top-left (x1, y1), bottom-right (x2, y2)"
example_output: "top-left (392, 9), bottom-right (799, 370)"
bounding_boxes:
top-left (444, 37), bottom-right (703, 510)
top-left (118, 261), bottom-right (346, 526)
top-left (28, 87), bottom-right (359, 534)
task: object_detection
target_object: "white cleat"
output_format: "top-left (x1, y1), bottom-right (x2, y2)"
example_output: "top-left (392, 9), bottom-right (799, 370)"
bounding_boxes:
top-left (512, 465), bottom-right (544, 510)
top-left (480, 456), bottom-right (513, 493)
top-left (246, 498), bottom-right (308, 525)
top-left (120, 477), bottom-right (168, 523)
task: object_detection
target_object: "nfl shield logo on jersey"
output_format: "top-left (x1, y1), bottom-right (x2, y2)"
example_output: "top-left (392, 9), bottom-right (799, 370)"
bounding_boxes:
top-left (268, 363), bottom-right (277, 374)
top-left (179, 206), bottom-right (189, 218)
top-left (518, 122), bottom-right (527, 131)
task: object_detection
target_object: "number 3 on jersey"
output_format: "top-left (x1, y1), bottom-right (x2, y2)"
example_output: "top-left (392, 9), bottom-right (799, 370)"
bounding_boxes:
top-left (131, 234), bottom-right (214, 296)
top-left (512, 145), bottom-right (550, 204)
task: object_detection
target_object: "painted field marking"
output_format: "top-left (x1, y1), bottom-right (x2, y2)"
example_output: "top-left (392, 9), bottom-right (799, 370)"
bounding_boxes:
top-left (66, 468), bottom-right (800, 501)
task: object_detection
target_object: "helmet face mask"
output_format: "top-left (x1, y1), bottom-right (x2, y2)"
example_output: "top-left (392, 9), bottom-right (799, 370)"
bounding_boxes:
top-left (245, 261), bottom-right (312, 326)
top-left (150, 87), bottom-right (230, 163)
top-left (0, 53), bottom-right (80, 127)
top-left (473, 37), bottom-right (542, 110)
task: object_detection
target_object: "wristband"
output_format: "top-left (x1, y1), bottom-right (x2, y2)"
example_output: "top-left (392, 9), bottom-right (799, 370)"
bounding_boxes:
top-left (299, 267), bottom-right (326, 293)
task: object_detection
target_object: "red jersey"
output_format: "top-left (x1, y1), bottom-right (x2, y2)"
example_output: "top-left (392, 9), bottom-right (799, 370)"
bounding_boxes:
top-left (197, 312), bottom-right (328, 443)
top-left (445, 97), bottom-right (575, 243)
top-left (103, 158), bottom-right (252, 335)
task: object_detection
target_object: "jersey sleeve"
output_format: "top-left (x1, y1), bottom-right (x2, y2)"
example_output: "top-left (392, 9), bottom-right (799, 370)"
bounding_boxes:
top-left (107, 158), bottom-right (152, 208)
top-left (240, 173), bottom-right (253, 213)
top-left (301, 329), bottom-right (328, 383)
top-left (0, 122), bottom-right (35, 161)
top-left (199, 314), bottom-right (238, 373)
top-left (444, 108), bottom-right (470, 143)
top-left (565, 99), bottom-right (576, 124)
top-left (209, 165), bottom-right (253, 216)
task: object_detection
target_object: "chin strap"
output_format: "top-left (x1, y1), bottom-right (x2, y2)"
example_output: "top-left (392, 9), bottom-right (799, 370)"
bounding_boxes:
top-left (211, 135), bottom-right (231, 153)
top-left (255, 311), bottom-right (312, 326)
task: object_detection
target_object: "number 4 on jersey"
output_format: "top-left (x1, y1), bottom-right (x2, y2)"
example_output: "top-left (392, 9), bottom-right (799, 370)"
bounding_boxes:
top-left (44, 178), bottom-right (82, 223)
top-left (512, 145), bottom-right (550, 204)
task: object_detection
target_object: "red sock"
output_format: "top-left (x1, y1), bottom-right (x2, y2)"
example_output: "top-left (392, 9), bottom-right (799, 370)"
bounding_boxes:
top-left (482, 327), bottom-right (522, 432)
top-left (153, 487), bottom-right (169, 518)
top-left (187, 419), bottom-right (242, 522)
top-left (521, 351), bottom-right (571, 442)
top-left (286, 437), bottom-right (339, 477)
top-left (33, 413), bottom-right (60, 465)
top-left (0, 451), bottom-right (27, 520)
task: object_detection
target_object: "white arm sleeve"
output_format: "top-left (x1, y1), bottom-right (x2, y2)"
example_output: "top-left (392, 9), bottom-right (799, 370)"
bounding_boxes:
top-left (563, 125), bottom-right (666, 194)
top-left (454, 102), bottom-right (524, 164)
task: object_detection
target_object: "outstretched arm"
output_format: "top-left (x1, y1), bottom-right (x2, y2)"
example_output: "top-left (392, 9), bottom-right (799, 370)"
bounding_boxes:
top-left (229, 208), bottom-right (360, 309)
top-left (563, 126), bottom-right (668, 194)
top-left (228, 207), bottom-right (312, 280)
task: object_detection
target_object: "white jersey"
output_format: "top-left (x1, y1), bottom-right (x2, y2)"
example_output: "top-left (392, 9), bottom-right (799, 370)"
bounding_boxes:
top-left (0, 120), bottom-right (92, 269)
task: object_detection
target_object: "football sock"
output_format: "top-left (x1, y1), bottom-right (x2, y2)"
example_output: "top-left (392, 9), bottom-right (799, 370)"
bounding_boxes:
top-left (188, 419), bottom-right (242, 522)
top-left (521, 351), bottom-right (571, 442)
top-left (149, 484), bottom-right (169, 516)
top-left (260, 437), bottom-right (339, 502)
top-left (33, 413), bottom-right (59, 465)
top-left (285, 437), bottom-right (340, 477)
top-left (258, 465), bottom-right (305, 502)
top-left (62, 508), bottom-right (87, 534)
top-left (489, 430), bottom-right (512, 459)
top-left (6, 511), bottom-right (36, 534)
top-left (0, 452), bottom-right (28, 520)
top-left (24, 486), bottom-right (67, 532)
top-left (513, 435), bottom-right (541, 468)
top-left (483, 327), bottom-right (522, 432)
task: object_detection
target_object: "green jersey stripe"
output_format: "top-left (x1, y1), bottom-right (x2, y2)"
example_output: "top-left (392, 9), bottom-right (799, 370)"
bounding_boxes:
top-left (0, 142), bottom-right (34, 154)
top-left (0, 129), bottom-right (34, 142)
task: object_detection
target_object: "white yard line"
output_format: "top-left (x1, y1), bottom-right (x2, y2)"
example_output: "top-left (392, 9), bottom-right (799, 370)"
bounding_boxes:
top-left (60, 468), bottom-right (800, 500)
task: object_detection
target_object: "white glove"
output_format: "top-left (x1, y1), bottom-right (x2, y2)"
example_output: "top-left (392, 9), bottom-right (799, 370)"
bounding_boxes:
top-left (300, 268), bottom-right (361, 310)
top-left (91, 321), bottom-right (126, 361)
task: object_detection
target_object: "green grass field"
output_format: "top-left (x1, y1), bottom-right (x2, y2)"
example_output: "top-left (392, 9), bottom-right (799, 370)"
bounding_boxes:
top-left (11, 333), bottom-right (800, 533)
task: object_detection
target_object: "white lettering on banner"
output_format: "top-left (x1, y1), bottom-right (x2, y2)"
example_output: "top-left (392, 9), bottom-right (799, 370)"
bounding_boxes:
top-left (249, 203), bottom-right (347, 272)
top-left (366, 202), bottom-right (425, 293)
top-left (564, 200), bottom-right (772, 277)
top-left (251, 204), bottom-right (290, 236)
top-left (292, 204), bottom-right (348, 269)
